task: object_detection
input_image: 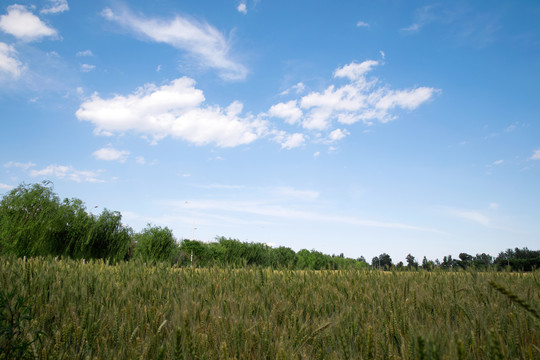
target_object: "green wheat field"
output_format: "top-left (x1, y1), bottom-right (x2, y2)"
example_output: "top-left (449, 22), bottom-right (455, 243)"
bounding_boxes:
top-left (1, 257), bottom-right (538, 359)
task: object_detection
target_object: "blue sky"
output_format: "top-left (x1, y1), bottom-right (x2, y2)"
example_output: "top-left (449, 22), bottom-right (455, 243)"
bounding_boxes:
top-left (1, 0), bottom-right (539, 263)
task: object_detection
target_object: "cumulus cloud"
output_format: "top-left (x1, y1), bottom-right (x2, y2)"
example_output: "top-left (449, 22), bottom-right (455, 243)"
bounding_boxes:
top-left (334, 60), bottom-right (379, 81)
top-left (279, 133), bottom-right (305, 149)
top-left (237, 2), bottom-right (247, 14)
top-left (41, 0), bottom-right (69, 14)
top-left (76, 77), bottom-right (268, 147)
top-left (328, 128), bottom-right (349, 142)
top-left (0, 5), bottom-right (57, 41)
top-left (0, 42), bottom-right (24, 77)
top-left (268, 100), bottom-right (303, 125)
top-left (492, 159), bottom-right (504, 165)
top-left (356, 21), bottom-right (370, 28)
top-left (93, 147), bottom-right (130, 162)
top-left (293, 60), bottom-right (438, 130)
top-left (531, 149), bottom-right (540, 160)
top-left (102, 6), bottom-right (247, 80)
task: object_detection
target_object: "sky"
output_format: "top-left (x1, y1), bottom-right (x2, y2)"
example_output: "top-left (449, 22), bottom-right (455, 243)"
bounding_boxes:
top-left (1, 0), bottom-right (539, 263)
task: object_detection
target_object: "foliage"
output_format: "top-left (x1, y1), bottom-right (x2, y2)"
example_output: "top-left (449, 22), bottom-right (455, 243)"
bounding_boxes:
top-left (0, 181), bottom-right (62, 257)
top-left (134, 224), bottom-right (178, 263)
top-left (372, 253), bottom-right (393, 270)
top-left (1, 256), bottom-right (538, 359)
top-left (0, 273), bottom-right (42, 360)
top-left (0, 182), bottom-right (132, 262)
top-left (494, 248), bottom-right (540, 271)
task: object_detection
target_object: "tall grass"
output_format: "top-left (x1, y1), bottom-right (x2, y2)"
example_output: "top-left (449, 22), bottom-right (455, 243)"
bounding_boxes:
top-left (0, 256), bottom-right (538, 359)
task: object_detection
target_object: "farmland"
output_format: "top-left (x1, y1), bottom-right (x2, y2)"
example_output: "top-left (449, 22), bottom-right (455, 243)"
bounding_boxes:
top-left (1, 257), bottom-right (538, 359)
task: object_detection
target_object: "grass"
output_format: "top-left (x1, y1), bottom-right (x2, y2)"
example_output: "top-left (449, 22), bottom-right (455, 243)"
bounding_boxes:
top-left (0, 256), bottom-right (538, 359)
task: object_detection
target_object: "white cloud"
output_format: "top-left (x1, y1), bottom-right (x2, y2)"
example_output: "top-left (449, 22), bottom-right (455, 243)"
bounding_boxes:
top-left (279, 133), bottom-right (305, 149)
top-left (401, 23), bottom-right (420, 33)
top-left (334, 60), bottom-right (379, 82)
top-left (271, 130), bottom-right (305, 149)
top-left (489, 203), bottom-right (499, 210)
top-left (80, 64), bottom-right (95, 72)
top-left (4, 161), bottom-right (36, 170)
top-left (0, 5), bottom-right (57, 41)
top-left (237, 3), bottom-right (247, 14)
top-left (0, 183), bottom-right (13, 190)
top-left (328, 128), bottom-right (349, 142)
top-left (356, 21), bottom-right (369, 28)
top-left (493, 159), bottom-right (503, 165)
top-left (441, 206), bottom-right (492, 227)
top-left (41, 0), bottom-right (69, 14)
top-left (76, 77), bottom-right (268, 147)
top-left (379, 50), bottom-right (385, 59)
top-left (297, 60), bottom-right (438, 130)
top-left (400, 6), bottom-right (438, 35)
top-left (29, 164), bottom-right (103, 183)
top-left (0, 42), bottom-right (24, 77)
top-left (531, 149), bottom-right (540, 160)
top-left (76, 49), bottom-right (93, 57)
top-left (280, 82), bottom-right (305, 96)
top-left (268, 100), bottom-right (303, 125)
top-left (275, 187), bottom-right (319, 200)
top-left (102, 7), bottom-right (247, 80)
top-left (170, 199), bottom-right (440, 232)
top-left (136, 156), bottom-right (146, 165)
top-left (93, 147), bottom-right (130, 162)
top-left (313, 151), bottom-right (320, 157)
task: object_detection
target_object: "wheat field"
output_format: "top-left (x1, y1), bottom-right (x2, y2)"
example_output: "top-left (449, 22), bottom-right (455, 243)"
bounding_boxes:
top-left (1, 256), bottom-right (538, 359)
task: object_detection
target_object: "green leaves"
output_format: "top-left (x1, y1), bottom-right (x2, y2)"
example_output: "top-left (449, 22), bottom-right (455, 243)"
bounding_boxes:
top-left (0, 182), bottom-right (132, 261)
top-left (134, 224), bottom-right (178, 263)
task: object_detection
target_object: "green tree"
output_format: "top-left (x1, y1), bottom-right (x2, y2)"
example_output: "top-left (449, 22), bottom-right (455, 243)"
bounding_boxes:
top-left (134, 224), bottom-right (178, 263)
top-left (378, 253), bottom-right (393, 270)
top-left (0, 181), bottom-right (62, 256)
top-left (457, 253), bottom-right (473, 269)
top-left (406, 254), bottom-right (418, 270)
top-left (270, 246), bottom-right (297, 268)
top-left (81, 209), bottom-right (132, 262)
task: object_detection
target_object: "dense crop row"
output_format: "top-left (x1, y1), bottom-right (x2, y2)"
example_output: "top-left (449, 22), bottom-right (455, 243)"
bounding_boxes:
top-left (1, 257), bottom-right (538, 359)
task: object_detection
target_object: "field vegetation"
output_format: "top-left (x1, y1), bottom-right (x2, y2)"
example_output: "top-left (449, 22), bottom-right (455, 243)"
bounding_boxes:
top-left (1, 257), bottom-right (539, 359)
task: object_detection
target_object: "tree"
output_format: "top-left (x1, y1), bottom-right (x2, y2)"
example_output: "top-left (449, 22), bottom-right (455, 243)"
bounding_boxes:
top-left (422, 256), bottom-right (434, 270)
top-left (0, 181), bottom-right (62, 256)
top-left (271, 246), bottom-right (297, 268)
top-left (406, 254), bottom-right (418, 270)
top-left (472, 253), bottom-right (493, 269)
top-left (457, 253), bottom-right (473, 269)
top-left (81, 209), bottom-right (133, 262)
top-left (134, 224), bottom-right (178, 263)
top-left (378, 253), bottom-right (393, 270)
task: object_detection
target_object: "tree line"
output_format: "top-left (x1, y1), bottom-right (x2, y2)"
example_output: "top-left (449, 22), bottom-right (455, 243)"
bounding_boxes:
top-left (1, 182), bottom-right (538, 271)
